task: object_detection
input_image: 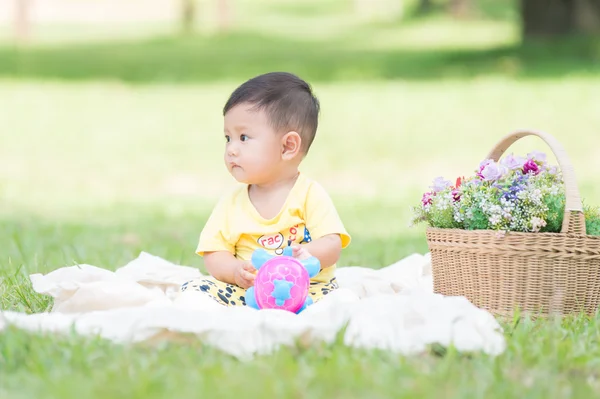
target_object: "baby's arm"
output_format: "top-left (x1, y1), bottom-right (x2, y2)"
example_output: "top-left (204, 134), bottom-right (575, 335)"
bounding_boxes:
top-left (292, 234), bottom-right (342, 269)
top-left (204, 251), bottom-right (255, 289)
top-left (197, 194), bottom-right (255, 289)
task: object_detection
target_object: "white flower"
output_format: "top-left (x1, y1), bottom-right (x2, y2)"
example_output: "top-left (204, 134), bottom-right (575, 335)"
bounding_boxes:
top-left (465, 209), bottom-right (474, 220)
top-left (489, 214), bottom-right (502, 225)
top-left (530, 217), bottom-right (547, 232)
top-left (530, 188), bottom-right (543, 204)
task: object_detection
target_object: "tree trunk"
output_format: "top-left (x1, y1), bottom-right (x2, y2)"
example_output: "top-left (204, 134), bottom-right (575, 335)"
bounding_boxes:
top-left (521, 0), bottom-right (600, 39)
top-left (574, 0), bottom-right (600, 33)
top-left (449, 0), bottom-right (474, 18)
top-left (217, 0), bottom-right (231, 32)
top-left (14, 0), bottom-right (31, 45)
top-left (181, 0), bottom-right (196, 35)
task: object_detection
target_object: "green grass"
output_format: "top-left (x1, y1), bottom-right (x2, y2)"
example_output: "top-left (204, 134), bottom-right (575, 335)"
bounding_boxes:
top-left (2, 1), bottom-right (600, 397)
top-left (2, 316), bottom-right (600, 399)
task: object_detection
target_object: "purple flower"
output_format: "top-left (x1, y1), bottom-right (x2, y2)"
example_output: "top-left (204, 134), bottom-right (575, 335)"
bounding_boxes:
top-left (422, 192), bottom-right (434, 206)
top-left (480, 159), bottom-right (492, 168)
top-left (480, 160), bottom-right (506, 182)
top-left (515, 172), bottom-right (529, 183)
top-left (430, 177), bottom-right (452, 193)
top-left (523, 159), bottom-right (540, 175)
top-left (500, 154), bottom-right (526, 170)
top-left (500, 181), bottom-right (525, 201)
top-left (527, 151), bottom-right (547, 163)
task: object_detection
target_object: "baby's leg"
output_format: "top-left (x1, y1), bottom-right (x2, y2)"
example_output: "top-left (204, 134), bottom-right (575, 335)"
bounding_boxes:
top-left (180, 277), bottom-right (247, 307)
top-left (307, 277), bottom-right (339, 303)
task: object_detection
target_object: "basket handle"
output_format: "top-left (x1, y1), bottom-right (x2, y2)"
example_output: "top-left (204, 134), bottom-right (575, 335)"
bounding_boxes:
top-left (486, 129), bottom-right (586, 235)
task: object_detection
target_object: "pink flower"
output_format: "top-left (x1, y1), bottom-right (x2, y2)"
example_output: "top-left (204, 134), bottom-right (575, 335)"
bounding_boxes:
top-left (422, 192), bottom-right (434, 207)
top-left (477, 159), bottom-right (492, 178)
top-left (480, 160), bottom-right (506, 182)
top-left (523, 159), bottom-right (540, 175)
top-left (451, 189), bottom-right (461, 202)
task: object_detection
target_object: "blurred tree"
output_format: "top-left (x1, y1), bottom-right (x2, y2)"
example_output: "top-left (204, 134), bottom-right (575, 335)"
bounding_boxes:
top-left (521, 0), bottom-right (600, 38)
top-left (185, 0), bottom-right (231, 34)
top-left (181, 0), bottom-right (196, 34)
top-left (416, 0), bottom-right (474, 17)
top-left (14, 0), bottom-right (31, 44)
top-left (417, 0), bottom-right (433, 12)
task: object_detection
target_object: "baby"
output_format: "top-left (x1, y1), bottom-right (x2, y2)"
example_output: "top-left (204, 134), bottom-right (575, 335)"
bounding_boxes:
top-left (181, 72), bottom-right (351, 307)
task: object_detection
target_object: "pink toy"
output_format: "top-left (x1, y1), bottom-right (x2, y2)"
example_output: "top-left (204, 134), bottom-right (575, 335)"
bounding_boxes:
top-left (245, 247), bottom-right (320, 313)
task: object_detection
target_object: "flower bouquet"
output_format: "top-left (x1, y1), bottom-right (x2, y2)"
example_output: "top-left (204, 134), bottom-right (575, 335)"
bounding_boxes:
top-left (416, 130), bottom-right (600, 317)
top-left (412, 152), bottom-right (600, 236)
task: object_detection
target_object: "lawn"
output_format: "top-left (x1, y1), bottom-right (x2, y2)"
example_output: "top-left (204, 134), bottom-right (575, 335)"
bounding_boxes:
top-left (1, 1), bottom-right (600, 397)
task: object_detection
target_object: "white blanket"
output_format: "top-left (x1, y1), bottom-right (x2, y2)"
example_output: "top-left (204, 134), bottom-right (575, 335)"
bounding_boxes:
top-left (0, 252), bottom-right (506, 359)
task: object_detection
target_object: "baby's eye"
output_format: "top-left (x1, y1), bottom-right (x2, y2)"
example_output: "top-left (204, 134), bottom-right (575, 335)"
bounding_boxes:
top-left (225, 135), bottom-right (230, 143)
top-left (240, 134), bottom-right (249, 142)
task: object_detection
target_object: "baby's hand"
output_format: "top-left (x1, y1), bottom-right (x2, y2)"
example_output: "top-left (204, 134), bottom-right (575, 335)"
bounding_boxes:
top-left (291, 245), bottom-right (312, 261)
top-left (234, 260), bottom-right (256, 289)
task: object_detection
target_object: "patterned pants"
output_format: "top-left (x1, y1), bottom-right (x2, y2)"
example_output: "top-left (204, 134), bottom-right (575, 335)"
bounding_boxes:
top-left (180, 276), bottom-right (338, 307)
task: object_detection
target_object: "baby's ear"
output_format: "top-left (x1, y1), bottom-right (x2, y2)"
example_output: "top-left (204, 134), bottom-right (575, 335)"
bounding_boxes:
top-left (281, 131), bottom-right (302, 160)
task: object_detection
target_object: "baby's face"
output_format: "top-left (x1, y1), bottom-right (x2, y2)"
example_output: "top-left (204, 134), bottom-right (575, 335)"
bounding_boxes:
top-left (223, 103), bottom-right (282, 184)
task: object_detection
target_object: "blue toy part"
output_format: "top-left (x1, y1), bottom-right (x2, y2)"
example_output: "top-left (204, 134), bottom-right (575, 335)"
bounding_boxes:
top-left (271, 279), bottom-right (294, 306)
top-left (297, 296), bottom-right (313, 313)
top-left (283, 244), bottom-right (320, 278)
top-left (251, 248), bottom-right (274, 270)
top-left (301, 257), bottom-right (320, 278)
top-left (245, 287), bottom-right (259, 309)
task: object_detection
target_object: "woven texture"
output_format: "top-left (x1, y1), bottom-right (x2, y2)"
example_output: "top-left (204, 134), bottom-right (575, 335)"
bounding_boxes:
top-left (426, 130), bottom-right (600, 317)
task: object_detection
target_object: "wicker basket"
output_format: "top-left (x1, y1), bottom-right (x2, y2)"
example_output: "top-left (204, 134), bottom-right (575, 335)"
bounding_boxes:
top-left (426, 130), bottom-right (600, 317)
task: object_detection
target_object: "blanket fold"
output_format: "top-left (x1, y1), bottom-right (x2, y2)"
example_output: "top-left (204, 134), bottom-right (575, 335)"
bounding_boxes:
top-left (0, 251), bottom-right (506, 358)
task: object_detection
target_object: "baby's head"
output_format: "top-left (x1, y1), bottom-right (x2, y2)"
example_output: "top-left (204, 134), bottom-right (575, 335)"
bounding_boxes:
top-left (222, 72), bottom-right (320, 185)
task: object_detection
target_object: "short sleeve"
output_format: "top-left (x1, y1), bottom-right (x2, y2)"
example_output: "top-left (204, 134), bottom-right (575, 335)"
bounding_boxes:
top-left (304, 182), bottom-right (351, 248)
top-left (196, 196), bottom-right (235, 256)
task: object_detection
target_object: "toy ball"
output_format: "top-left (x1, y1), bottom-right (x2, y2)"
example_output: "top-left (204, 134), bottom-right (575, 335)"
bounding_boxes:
top-left (245, 246), bottom-right (320, 314)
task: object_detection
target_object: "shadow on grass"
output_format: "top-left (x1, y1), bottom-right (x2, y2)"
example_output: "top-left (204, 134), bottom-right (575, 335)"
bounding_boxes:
top-left (0, 205), bottom-right (428, 275)
top-left (1, 31), bottom-right (598, 83)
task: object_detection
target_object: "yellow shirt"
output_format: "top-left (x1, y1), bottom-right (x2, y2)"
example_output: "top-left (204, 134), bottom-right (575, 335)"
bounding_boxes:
top-left (196, 173), bottom-right (351, 283)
